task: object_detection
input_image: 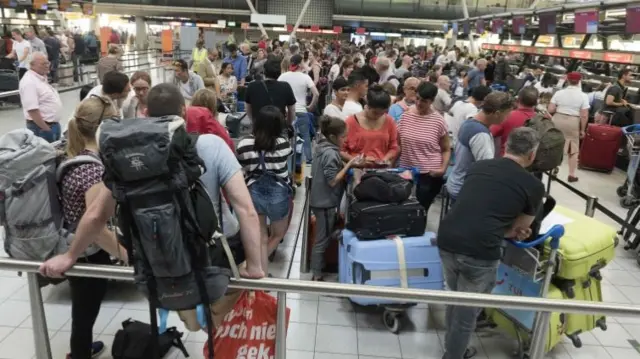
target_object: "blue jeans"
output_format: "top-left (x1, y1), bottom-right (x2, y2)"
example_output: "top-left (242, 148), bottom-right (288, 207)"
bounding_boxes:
top-left (439, 250), bottom-right (499, 359)
top-left (295, 112), bottom-right (312, 165)
top-left (26, 121), bottom-right (61, 143)
top-left (249, 177), bottom-right (292, 221)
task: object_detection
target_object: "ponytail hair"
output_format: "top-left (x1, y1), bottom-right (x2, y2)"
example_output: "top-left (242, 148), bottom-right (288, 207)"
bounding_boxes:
top-left (319, 116), bottom-right (346, 145)
top-left (67, 95), bottom-right (118, 157)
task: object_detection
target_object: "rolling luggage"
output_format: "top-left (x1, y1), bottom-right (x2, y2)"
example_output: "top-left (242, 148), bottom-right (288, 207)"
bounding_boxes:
top-left (339, 229), bottom-right (443, 305)
top-left (579, 122), bottom-right (622, 172)
top-left (0, 69), bottom-right (20, 104)
top-left (489, 284), bottom-right (567, 354)
top-left (541, 206), bottom-right (617, 282)
top-left (553, 275), bottom-right (606, 348)
top-left (306, 213), bottom-right (342, 273)
top-left (346, 199), bottom-right (426, 240)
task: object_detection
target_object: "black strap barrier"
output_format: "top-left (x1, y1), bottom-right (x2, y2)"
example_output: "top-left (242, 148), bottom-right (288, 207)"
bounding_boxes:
top-left (547, 172), bottom-right (640, 238)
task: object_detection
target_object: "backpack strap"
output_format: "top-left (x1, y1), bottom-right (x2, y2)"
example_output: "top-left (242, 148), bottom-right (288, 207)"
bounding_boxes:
top-left (56, 154), bottom-right (103, 182)
top-left (258, 151), bottom-right (267, 171)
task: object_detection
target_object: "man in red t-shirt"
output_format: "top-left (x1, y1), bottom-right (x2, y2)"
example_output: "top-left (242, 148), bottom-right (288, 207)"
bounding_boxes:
top-left (491, 86), bottom-right (539, 156)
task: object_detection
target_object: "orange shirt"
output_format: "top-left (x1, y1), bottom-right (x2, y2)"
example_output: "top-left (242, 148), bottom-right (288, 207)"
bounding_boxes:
top-left (343, 114), bottom-right (399, 161)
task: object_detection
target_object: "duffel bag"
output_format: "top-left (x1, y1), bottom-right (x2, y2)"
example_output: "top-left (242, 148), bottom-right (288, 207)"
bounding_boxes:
top-left (346, 199), bottom-right (426, 240)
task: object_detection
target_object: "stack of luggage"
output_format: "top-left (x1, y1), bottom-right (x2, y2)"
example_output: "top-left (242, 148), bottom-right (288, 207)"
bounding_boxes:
top-left (338, 169), bottom-right (444, 333)
top-left (488, 205), bottom-right (617, 353)
top-left (0, 58), bottom-right (20, 105)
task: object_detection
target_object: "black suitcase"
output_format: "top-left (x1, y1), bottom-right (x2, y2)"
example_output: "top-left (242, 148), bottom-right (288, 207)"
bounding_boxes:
top-left (0, 70), bottom-right (20, 104)
top-left (346, 199), bottom-right (427, 240)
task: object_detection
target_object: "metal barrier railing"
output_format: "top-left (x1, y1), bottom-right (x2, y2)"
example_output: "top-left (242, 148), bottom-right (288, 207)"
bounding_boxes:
top-left (1, 257), bottom-right (640, 359)
top-left (0, 65), bottom-right (173, 100)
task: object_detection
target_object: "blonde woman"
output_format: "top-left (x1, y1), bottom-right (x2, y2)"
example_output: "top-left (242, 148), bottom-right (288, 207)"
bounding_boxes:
top-left (61, 95), bottom-right (127, 359)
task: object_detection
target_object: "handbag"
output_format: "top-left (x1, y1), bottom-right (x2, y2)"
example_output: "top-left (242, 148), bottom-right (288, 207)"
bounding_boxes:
top-left (112, 319), bottom-right (188, 359)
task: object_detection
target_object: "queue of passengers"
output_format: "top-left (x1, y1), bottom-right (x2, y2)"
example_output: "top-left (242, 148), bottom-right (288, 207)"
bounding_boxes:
top-left (15, 35), bottom-right (638, 359)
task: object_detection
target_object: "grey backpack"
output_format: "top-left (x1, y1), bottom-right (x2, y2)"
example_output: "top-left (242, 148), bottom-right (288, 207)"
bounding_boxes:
top-left (99, 116), bottom-right (230, 358)
top-left (0, 129), bottom-right (102, 260)
top-left (525, 112), bottom-right (566, 172)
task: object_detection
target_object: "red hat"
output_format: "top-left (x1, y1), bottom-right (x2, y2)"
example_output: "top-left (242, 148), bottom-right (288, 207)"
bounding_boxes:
top-left (566, 72), bottom-right (582, 82)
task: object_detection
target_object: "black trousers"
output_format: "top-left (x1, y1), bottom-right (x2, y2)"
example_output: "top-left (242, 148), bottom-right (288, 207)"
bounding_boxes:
top-left (68, 250), bottom-right (111, 359)
top-left (416, 173), bottom-right (445, 214)
top-left (18, 67), bottom-right (27, 80)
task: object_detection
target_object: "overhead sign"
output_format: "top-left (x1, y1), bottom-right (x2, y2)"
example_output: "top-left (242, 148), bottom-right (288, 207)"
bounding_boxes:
top-left (356, 27), bottom-right (366, 35)
top-left (250, 14), bottom-right (286, 25)
top-left (311, 25), bottom-right (320, 32)
top-left (333, 26), bottom-right (342, 33)
top-left (482, 43), bottom-right (638, 65)
top-left (627, 4), bottom-right (640, 34)
top-left (538, 12), bottom-right (556, 34)
top-left (241, 22), bottom-right (249, 29)
top-left (476, 19), bottom-right (484, 33)
top-left (492, 18), bottom-right (504, 34)
top-left (82, 3), bottom-right (93, 15)
top-left (512, 16), bottom-right (526, 35)
top-left (286, 24), bottom-right (293, 32)
top-left (33, 0), bottom-right (46, 10)
top-left (575, 8), bottom-right (598, 34)
top-left (59, 0), bottom-right (72, 11)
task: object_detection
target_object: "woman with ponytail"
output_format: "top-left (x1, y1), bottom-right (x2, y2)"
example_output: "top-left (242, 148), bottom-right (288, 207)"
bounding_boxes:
top-left (61, 95), bottom-right (128, 359)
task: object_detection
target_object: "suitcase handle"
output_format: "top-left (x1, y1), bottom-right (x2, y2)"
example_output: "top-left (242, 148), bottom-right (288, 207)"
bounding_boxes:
top-left (623, 124), bottom-right (640, 135)
top-left (506, 224), bottom-right (564, 250)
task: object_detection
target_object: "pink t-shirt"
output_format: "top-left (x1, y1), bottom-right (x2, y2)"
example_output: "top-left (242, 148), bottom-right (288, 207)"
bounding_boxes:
top-left (397, 108), bottom-right (448, 173)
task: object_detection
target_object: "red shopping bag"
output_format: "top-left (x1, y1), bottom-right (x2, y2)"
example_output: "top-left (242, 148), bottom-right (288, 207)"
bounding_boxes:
top-left (204, 291), bottom-right (290, 358)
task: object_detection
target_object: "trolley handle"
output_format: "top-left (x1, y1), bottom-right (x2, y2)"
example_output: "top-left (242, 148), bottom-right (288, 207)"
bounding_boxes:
top-left (506, 225), bottom-right (564, 250)
top-left (622, 124), bottom-right (640, 135)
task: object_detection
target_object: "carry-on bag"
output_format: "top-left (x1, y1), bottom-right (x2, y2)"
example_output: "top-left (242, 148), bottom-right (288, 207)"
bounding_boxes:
top-left (579, 122), bottom-right (622, 172)
top-left (307, 213), bottom-right (342, 273)
top-left (541, 206), bottom-right (616, 282)
top-left (339, 230), bottom-right (444, 306)
top-left (112, 319), bottom-right (188, 359)
top-left (346, 199), bottom-right (426, 240)
top-left (552, 275), bottom-right (607, 348)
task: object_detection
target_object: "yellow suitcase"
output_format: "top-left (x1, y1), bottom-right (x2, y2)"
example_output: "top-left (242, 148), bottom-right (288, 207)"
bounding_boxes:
top-left (542, 206), bottom-right (617, 281)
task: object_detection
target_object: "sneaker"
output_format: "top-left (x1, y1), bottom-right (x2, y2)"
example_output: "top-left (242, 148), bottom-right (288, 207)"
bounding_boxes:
top-left (66, 341), bottom-right (105, 359)
top-left (463, 347), bottom-right (478, 359)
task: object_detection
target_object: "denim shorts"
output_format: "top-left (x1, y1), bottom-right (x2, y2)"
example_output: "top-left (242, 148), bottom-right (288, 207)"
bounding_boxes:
top-left (249, 177), bottom-right (292, 221)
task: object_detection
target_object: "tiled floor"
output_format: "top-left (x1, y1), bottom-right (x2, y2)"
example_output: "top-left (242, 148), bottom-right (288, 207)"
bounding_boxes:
top-left (2, 58), bottom-right (640, 358)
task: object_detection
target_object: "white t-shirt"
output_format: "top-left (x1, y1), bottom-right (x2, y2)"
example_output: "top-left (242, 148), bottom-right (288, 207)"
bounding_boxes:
top-left (278, 71), bottom-right (315, 113)
top-left (342, 100), bottom-right (363, 117)
top-left (13, 40), bottom-right (32, 69)
top-left (445, 101), bottom-right (479, 141)
top-left (328, 64), bottom-right (340, 82)
top-left (550, 86), bottom-right (590, 117)
top-left (323, 103), bottom-right (346, 120)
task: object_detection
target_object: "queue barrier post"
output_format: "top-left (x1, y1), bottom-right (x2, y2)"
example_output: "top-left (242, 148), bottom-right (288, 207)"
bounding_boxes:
top-left (27, 273), bottom-right (52, 359)
top-left (275, 292), bottom-right (287, 359)
top-left (300, 177), bottom-right (311, 274)
top-left (585, 195), bottom-right (598, 218)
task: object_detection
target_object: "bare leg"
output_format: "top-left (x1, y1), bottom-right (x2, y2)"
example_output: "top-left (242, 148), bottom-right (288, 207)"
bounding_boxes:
top-left (258, 215), bottom-right (270, 273)
top-left (267, 217), bottom-right (290, 255)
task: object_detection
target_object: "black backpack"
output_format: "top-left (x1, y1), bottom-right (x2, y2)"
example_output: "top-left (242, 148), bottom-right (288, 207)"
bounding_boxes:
top-left (112, 319), bottom-right (188, 359)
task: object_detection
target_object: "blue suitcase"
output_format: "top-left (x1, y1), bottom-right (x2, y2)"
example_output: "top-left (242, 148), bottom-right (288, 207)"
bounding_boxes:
top-left (339, 229), bottom-right (444, 307)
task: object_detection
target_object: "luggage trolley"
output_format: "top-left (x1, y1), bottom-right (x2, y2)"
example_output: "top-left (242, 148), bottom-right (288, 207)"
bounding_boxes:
top-left (617, 125), bottom-right (640, 209)
top-left (487, 225), bottom-right (565, 359)
top-left (342, 167), bottom-right (443, 334)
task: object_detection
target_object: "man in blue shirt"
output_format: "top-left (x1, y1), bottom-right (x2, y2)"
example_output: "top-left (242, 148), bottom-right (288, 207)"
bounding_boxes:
top-left (464, 58), bottom-right (487, 95)
top-left (223, 43), bottom-right (248, 86)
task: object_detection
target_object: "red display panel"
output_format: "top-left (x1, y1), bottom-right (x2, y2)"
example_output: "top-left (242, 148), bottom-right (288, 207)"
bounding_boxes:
top-left (492, 18), bottom-right (504, 34)
top-left (538, 12), bottom-right (556, 34)
top-left (575, 8), bottom-right (599, 34)
top-left (512, 16), bottom-right (526, 35)
top-left (333, 26), bottom-right (343, 33)
top-left (476, 19), bottom-right (485, 33)
top-left (356, 27), bottom-right (366, 35)
top-left (627, 4), bottom-right (640, 34)
top-left (311, 25), bottom-right (320, 32)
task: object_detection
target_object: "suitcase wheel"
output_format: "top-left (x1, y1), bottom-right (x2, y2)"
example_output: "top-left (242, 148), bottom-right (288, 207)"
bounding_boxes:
top-left (382, 309), bottom-right (403, 334)
top-left (620, 197), bottom-right (637, 209)
top-left (617, 184), bottom-right (628, 198)
top-left (567, 333), bottom-right (582, 348)
top-left (596, 318), bottom-right (607, 331)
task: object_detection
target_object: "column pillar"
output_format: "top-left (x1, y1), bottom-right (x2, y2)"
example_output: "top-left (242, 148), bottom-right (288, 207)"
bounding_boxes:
top-left (135, 16), bottom-right (147, 50)
top-left (461, 0), bottom-right (476, 55)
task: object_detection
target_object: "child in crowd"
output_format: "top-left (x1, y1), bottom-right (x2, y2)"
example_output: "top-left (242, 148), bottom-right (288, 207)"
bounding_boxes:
top-left (537, 92), bottom-right (553, 119)
top-left (309, 116), bottom-right (362, 281)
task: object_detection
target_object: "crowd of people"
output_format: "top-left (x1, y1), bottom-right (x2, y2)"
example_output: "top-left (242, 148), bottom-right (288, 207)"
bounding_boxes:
top-left (8, 32), bottom-right (635, 359)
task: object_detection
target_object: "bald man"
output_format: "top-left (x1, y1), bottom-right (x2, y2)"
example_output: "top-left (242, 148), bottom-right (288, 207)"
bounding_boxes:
top-left (395, 54), bottom-right (412, 79)
top-left (19, 52), bottom-right (62, 142)
top-left (389, 76), bottom-right (420, 122)
top-left (433, 75), bottom-right (453, 115)
top-left (464, 58), bottom-right (487, 94)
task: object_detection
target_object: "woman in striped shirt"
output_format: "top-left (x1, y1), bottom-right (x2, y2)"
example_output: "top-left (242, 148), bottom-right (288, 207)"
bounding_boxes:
top-left (397, 81), bottom-right (451, 214)
top-left (236, 106), bottom-right (293, 272)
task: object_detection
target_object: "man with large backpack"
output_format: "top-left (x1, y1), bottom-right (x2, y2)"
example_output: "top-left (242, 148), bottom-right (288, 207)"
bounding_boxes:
top-left (39, 83), bottom-right (264, 356)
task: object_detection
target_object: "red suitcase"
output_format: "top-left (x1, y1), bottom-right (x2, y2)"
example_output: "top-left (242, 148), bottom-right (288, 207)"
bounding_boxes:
top-left (579, 123), bottom-right (622, 172)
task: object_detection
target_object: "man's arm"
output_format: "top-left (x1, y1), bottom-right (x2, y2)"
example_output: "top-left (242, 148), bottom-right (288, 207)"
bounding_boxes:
top-left (19, 46), bottom-right (30, 63)
top-left (40, 185), bottom-right (116, 277)
top-left (468, 132), bottom-right (495, 160)
top-left (239, 60), bottom-right (247, 86)
top-left (307, 79), bottom-right (320, 110)
top-left (21, 82), bottom-right (50, 131)
top-left (222, 172), bottom-right (263, 276)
